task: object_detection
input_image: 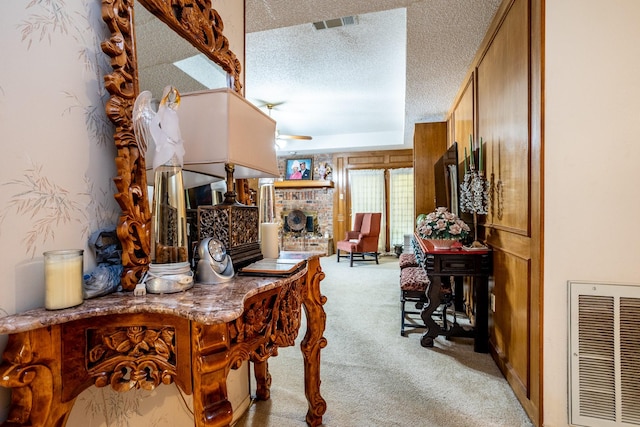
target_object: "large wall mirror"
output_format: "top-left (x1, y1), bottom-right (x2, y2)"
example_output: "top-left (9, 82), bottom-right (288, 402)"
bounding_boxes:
top-left (101, 0), bottom-right (242, 290)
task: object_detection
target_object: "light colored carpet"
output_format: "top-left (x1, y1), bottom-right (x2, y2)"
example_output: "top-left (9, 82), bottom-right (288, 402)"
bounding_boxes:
top-left (235, 254), bottom-right (534, 427)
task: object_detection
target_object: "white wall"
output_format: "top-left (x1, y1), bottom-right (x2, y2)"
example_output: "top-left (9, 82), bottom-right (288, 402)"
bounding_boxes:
top-left (0, 1), bottom-right (247, 425)
top-left (544, 1), bottom-right (640, 425)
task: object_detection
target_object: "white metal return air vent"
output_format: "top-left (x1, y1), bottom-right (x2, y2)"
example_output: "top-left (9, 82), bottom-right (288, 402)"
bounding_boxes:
top-left (312, 15), bottom-right (357, 30)
top-left (569, 281), bottom-right (640, 427)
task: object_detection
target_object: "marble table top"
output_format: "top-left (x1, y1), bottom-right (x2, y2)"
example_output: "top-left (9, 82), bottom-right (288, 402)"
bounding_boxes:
top-left (0, 267), bottom-right (307, 335)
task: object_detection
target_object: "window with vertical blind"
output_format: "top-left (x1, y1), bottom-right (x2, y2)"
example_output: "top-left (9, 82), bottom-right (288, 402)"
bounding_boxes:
top-left (389, 168), bottom-right (414, 247)
top-left (348, 169), bottom-right (386, 252)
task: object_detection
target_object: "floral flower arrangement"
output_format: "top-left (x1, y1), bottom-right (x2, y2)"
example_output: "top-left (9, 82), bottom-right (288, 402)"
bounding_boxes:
top-left (416, 207), bottom-right (470, 240)
top-left (314, 162), bottom-right (332, 180)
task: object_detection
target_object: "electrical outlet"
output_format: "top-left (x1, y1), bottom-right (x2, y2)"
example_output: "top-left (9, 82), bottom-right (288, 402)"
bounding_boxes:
top-left (490, 293), bottom-right (496, 312)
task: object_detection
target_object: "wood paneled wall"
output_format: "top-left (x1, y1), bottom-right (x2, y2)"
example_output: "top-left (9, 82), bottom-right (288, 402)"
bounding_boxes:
top-left (331, 150), bottom-right (413, 251)
top-left (452, 77), bottom-right (474, 151)
top-left (447, 0), bottom-right (543, 424)
top-left (413, 122), bottom-right (448, 218)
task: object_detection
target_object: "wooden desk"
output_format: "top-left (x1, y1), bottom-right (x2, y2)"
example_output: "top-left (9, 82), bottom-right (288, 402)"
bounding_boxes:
top-left (413, 234), bottom-right (492, 352)
top-left (0, 255), bottom-right (327, 427)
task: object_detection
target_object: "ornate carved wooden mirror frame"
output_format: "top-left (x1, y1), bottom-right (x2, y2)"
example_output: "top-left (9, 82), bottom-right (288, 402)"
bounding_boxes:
top-left (101, 0), bottom-right (242, 290)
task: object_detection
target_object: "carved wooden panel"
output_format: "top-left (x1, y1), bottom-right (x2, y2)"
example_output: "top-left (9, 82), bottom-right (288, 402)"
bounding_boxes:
top-left (225, 275), bottom-right (305, 366)
top-left (197, 205), bottom-right (259, 248)
top-left (86, 325), bottom-right (177, 391)
top-left (0, 329), bottom-right (63, 426)
top-left (60, 314), bottom-right (192, 401)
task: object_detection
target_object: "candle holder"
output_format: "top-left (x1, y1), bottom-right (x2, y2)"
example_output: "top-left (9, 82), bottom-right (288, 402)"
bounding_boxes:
top-left (44, 249), bottom-right (84, 310)
top-left (460, 135), bottom-right (489, 249)
top-left (259, 178), bottom-right (280, 259)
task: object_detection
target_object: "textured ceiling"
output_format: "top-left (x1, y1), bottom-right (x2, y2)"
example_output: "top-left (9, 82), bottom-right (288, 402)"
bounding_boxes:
top-left (244, 0), bottom-right (502, 154)
top-left (136, 2), bottom-right (502, 155)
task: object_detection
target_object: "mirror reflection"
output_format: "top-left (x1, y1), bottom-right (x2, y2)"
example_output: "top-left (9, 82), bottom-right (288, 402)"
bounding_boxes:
top-left (136, 6), bottom-right (229, 201)
top-left (136, 6), bottom-right (230, 99)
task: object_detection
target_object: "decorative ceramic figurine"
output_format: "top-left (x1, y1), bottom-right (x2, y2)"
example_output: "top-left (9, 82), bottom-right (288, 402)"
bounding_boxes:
top-left (133, 86), bottom-right (192, 294)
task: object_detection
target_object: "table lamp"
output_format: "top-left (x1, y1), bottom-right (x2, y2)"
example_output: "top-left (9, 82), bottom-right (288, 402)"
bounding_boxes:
top-left (176, 88), bottom-right (279, 269)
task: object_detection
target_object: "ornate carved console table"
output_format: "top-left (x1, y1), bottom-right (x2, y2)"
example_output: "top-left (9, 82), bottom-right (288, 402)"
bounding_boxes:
top-left (0, 255), bottom-right (327, 427)
top-left (413, 233), bottom-right (492, 353)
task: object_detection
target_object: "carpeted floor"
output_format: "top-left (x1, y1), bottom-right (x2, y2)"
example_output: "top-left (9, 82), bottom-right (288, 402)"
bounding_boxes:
top-left (234, 254), bottom-right (534, 427)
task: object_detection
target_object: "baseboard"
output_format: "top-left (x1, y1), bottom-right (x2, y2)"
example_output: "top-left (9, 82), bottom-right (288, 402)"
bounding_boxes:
top-left (231, 393), bottom-right (252, 425)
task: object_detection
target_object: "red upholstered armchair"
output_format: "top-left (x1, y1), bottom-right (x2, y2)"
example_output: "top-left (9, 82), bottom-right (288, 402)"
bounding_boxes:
top-left (336, 213), bottom-right (382, 267)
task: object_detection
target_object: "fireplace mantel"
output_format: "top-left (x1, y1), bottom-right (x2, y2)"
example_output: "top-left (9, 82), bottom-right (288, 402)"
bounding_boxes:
top-left (275, 180), bottom-right (334, 189)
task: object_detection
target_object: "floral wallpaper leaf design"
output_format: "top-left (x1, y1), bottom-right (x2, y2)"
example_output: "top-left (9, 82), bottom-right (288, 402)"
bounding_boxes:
top-left (82, 176), bottom-right (119, 239)
top-left (65, 1), bottom-right (115, 148)
top-left (64, 91), bottom-right (113, 148)
top-left (20, 0), bottom-right (73, 49)
top-left (76, 386), bottom-right (180, 427)
top-left (0, 86), bottom-right (4, 122)
top-left (9, 0), bottom-right (119, 257)
top-left (80, 387), bottom-right (145, 427)
top-left (21, 1), bottom-right (114, 149)
top-left (1, 158), bottom-right (85, 257)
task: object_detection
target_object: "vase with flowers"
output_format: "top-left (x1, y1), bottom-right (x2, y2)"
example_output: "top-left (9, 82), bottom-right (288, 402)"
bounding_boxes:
top-left (416, 207), bottom-right (470, 249)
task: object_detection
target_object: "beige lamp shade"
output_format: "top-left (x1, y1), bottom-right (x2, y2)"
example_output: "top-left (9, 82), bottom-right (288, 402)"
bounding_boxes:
top-left (176, 88), bottom-right (279, 179)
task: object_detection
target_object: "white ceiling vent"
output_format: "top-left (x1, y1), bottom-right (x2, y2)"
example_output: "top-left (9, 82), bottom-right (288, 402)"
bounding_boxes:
top-left (312, 15), bottom-right (358, 30)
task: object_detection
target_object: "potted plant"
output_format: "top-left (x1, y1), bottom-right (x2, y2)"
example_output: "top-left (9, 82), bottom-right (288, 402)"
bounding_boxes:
top-left (416, 207), bottom-right (470, 249)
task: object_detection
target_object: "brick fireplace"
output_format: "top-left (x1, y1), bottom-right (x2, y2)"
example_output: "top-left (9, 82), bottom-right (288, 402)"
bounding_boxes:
top-left (274, 154), bottom-right (335, 255)
top-left (275, 187), bottom-right (334, 255)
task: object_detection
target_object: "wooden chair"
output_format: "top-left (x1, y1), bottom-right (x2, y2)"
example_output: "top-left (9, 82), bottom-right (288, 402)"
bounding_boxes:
top-left (400, 266), bottom-right (430, 336)
top-left (399, 266), bottom-right (455, 338)
top-left (399, 252), bottom-right (418, 269)
top-left (336, 212), bottom-right (382, 267)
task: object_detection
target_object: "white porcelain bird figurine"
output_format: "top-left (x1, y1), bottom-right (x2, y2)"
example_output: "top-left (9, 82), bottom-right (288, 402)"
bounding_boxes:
top-left (132, 90), bottom-right (154, 157)
top-left (132, 86), bottom-right (185, 170)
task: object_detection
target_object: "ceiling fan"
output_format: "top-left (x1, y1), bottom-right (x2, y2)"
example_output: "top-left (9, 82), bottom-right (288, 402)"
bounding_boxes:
top-left (264, 103), bottom-right (313, 141)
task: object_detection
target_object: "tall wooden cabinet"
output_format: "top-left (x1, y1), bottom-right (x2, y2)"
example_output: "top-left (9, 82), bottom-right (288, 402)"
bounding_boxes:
top-left (413, 122), bottom-right (448, 218)
top-left (446, 0), bottom-right (543, 424)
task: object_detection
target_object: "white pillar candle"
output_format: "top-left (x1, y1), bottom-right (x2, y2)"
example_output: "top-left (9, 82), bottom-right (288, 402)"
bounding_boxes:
top-left (44, 249), bottom-right (84, 310)
top-left (260, 222), bottom-right (280, 259)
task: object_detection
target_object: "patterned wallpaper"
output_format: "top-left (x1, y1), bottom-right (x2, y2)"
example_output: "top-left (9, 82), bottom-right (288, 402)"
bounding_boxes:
top-left (0, 1), bottom-right (245, 425)
top-left (0, 0), bottom-right (118, 260)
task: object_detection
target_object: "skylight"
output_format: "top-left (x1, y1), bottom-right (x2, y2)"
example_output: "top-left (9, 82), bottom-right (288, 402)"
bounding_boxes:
top-left (173, 54), bottom-right (229, 89)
